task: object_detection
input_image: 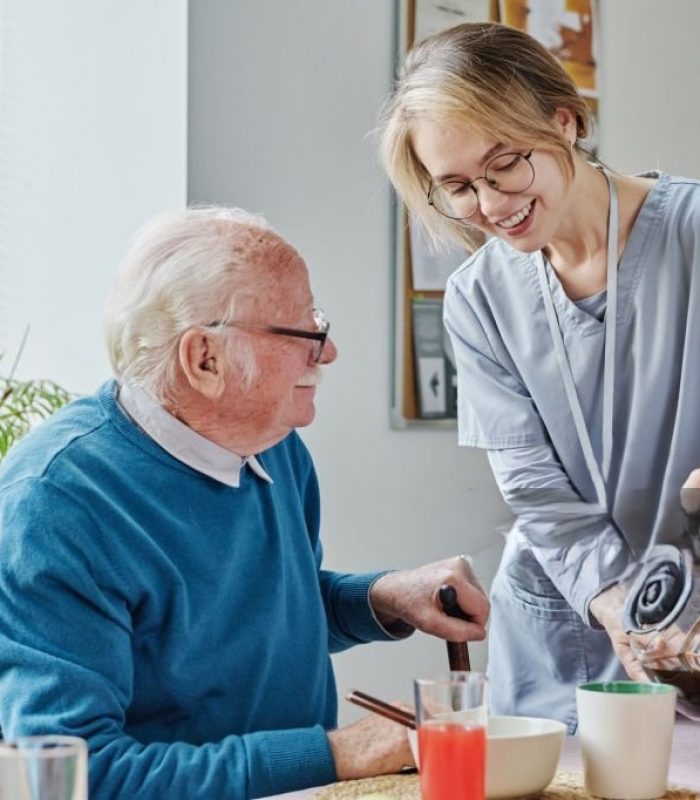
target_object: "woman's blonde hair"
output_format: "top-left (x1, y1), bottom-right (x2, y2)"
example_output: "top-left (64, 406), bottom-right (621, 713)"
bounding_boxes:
top-left (378, 22), bottom-right (593, 250)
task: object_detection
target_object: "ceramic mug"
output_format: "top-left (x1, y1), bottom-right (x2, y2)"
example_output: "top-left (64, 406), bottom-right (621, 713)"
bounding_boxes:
top-left (576, 681), bottom-right (677, 800)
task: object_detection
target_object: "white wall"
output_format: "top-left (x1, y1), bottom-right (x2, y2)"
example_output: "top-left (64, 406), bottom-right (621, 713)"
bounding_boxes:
top-left (0, 0), bottom-right (188, 393)
top-left (188, 0), bottom-right (512, 718)
top-left (188, 0), bottom-right (700, 720)
top-left (597, 1), bottom-right (700, 176)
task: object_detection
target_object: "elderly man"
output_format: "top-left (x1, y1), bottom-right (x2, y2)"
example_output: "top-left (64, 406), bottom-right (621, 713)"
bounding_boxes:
top-left (0, 208), bottom-right (489, 799)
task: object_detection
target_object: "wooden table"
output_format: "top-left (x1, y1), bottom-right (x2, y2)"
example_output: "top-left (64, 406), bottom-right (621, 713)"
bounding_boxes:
top-left (261, 718), bottom-right (699, 799)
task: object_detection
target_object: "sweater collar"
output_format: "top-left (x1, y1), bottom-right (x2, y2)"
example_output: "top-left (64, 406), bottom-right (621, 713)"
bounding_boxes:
top-left (117, 383), bottom-right (273, 488)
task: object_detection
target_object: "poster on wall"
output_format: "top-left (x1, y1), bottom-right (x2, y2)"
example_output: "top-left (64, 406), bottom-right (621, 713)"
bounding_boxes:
top-left (499, 0), bottom-right (599, 151)
top-left (414, 0), bottom-right (494, 43)
top-left (412, 297), bottom-right (458, 419)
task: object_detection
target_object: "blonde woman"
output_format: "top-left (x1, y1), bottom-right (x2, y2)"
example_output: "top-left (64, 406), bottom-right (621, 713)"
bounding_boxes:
top-left (379, 22), bottom-right (700, 730)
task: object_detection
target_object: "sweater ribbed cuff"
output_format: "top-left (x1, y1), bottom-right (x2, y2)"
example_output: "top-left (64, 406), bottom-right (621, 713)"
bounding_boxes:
top-left (248, 724), bottom-right (336, 798)
top-left (335, 571), bottom-right (409, 642)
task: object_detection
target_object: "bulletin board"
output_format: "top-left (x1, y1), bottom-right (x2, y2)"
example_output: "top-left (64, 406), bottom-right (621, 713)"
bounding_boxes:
top-left (389, 0), bottom-right (598, 428)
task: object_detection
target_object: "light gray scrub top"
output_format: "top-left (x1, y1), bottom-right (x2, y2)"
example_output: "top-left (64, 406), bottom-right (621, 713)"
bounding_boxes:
top-left (444, 172), bottom-right (700, 731)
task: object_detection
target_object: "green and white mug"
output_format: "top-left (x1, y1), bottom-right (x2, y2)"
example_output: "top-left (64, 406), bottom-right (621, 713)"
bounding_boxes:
top-left (576, 681), bottom-right (677, 800)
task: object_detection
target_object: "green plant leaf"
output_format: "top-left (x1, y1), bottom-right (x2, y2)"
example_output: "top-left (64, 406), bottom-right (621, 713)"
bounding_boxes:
top-left (0, 366), bottom-right (73, 461)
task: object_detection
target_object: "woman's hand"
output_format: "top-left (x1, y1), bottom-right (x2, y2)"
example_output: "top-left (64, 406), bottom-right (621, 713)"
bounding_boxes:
top-left (589, 583), bottom-right (649, 681)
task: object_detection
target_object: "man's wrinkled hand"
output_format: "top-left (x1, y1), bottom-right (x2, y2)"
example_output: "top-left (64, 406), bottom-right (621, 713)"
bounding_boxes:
top-left (328, 712), bottom-right (415, 781)
top-left (369, 556), bottom-right (490, 642)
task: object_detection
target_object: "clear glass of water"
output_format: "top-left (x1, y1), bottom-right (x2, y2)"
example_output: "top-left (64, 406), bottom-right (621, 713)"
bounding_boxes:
top-left (0, 735), bottom-right (88, 800)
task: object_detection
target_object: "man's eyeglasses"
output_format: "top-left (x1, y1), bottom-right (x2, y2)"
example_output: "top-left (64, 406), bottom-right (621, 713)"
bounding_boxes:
top-left (207, 307), bottom-right (330, 363)
top-left (427, 150), bottom-right (535, 220)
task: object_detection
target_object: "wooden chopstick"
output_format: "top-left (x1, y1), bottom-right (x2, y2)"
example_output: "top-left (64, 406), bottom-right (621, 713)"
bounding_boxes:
top-left (346, 689), bottom-right (416, 730)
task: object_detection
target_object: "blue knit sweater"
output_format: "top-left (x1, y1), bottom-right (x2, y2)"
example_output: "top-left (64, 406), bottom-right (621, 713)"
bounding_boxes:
top-left (0, 381), bottom-right (395, 798)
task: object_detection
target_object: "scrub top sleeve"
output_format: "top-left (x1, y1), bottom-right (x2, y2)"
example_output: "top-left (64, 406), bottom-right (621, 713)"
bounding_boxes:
top-left (488, 444), bottom-right (635, 624)
top-left (444, 280), bottom-right (549, 449)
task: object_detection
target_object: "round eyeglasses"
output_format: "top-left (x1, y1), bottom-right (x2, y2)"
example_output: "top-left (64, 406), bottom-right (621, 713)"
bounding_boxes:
top-left (427, 150), bottom-right (535, 220)
top-left (207, 307), bottom-right (330, 363)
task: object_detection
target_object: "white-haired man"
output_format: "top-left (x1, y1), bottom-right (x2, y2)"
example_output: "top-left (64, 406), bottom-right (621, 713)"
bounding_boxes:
top-left (0, 208), bottom-right (489, 799)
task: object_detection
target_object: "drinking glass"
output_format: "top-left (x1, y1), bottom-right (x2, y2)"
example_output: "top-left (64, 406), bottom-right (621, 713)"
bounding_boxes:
top-left (414, 672), bottom-right (487, 800)
top-left (0, 736), bottom-right (88, 800)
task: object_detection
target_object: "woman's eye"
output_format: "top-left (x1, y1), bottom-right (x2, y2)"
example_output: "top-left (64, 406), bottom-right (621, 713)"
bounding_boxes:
top-left (445, 181), bottom-right (470, 196)
top-left (493, 156), bottom-right (519, 172)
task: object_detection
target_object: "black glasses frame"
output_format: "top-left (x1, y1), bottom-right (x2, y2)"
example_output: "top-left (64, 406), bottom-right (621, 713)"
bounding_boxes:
top-left (208, 307), bottom-right (330, 363)
top-left (427, 150), bottom-right (535, 220)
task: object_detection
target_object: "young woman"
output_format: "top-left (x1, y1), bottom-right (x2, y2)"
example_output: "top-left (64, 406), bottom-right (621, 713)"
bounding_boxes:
top-left (378, 22), bottom-right (700, 729)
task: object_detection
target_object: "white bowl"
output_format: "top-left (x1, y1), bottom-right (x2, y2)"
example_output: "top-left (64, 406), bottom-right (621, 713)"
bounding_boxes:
top-left (408, 715), bottom-right (566, 799)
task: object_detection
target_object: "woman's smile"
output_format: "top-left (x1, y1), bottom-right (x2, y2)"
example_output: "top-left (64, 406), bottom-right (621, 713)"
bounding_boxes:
top-left (495, 199), bottom-right (535, 231)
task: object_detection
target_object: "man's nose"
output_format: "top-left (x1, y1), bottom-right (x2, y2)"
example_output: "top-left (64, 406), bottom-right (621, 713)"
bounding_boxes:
top-left (318, 336), bottom-right (337, 365)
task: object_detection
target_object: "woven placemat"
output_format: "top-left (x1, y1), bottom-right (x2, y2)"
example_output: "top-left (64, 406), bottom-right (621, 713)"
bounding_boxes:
top-left (541, 773), bottom-right (700, 800)
top-left (314, 771), bottom-right (700, 799)
top-left (314, 773), bottom-right (418, 799)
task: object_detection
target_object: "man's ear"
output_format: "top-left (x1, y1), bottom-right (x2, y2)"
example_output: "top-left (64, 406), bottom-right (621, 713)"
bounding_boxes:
top-left (178, 329), bottom-right (226, 400)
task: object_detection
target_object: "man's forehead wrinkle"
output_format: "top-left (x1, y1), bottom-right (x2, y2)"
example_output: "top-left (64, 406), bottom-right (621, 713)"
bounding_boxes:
top-left (222, 224), bottom-right (310, 320)
top-left (225, 223), bottom-right (299, 274)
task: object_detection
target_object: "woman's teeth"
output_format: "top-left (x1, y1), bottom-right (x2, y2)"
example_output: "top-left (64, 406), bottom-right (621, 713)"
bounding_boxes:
top-left (498, 200), bottom-right (533, 229)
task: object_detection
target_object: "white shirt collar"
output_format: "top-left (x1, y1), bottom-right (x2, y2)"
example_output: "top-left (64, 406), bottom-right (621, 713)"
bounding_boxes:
top-left (117, 383), bottom-right (273, 488)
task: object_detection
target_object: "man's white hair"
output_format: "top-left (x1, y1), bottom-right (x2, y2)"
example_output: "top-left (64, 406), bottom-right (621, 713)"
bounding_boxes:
top-left (105, 206), bottom-right (274, 403)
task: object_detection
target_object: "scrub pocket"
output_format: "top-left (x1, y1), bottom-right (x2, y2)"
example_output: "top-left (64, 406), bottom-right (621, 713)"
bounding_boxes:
top-left (487, 546), bottom-right (624, 733)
